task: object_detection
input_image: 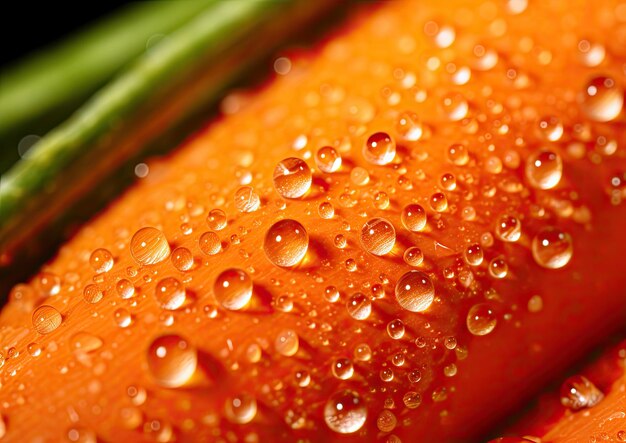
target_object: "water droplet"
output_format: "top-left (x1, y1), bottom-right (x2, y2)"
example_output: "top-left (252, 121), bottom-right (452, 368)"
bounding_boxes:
top-left (395, 271), bottom-right (435, 312)
top-left (560, 375), bottom-right (604, 411)
top-left (489, 257), bottom-right (508, 279)
top-left (89, 248), bottom-right (113, 273)
top-left (364, 132), bottom-right (396, 165)
top-left (324, 285), bottom-right (340, 303)
top-left (401, 204), bottom-right (427, 232)
top-left (447, 143), bottom-right (470, 166)
top-left (377, 410), bottom-right (397, 433)
top-left (404, 247), bottom-right (424, 266)
top-left (324, 390), bottom-right (367, 434)
top-left (234, 186), bottom-right (260, 213)
top-left (380, 368), bottom-right (394, 382)
top-left (264, 219), bottom-right (308, 267)
top-left (334, 234), bottom-right (347, 249)
top-left (464, 243), bottom-right (484, 266)
top-left (429, 192), bottom-right (448, 212)
top-left (214, 268), bottom-right (253, 310)
top-left (36, 272), bottom-right (61, 296)
top-left (315, 146), bottom-right (342, 173)
top-left (32, 305), bottom-right (62, 334)
top-left (318, 201), bottom-right (335, 219)
top-left (538, 116), bottom-right (563, 142)
top-left (207, 209), bottom-right (227, 231)
top-left (83, 284), bottom-right (104, 304)
top-left (114, 308), bottom-right (132, 328)
top-left (275, 329), bottom-right (299, 356)
top-left (403, 391), bottom-right (422, 409)
top-left (70, 331), bottom-right (103, 353)
top-left (577, 39), bottom-right (605, 67)
top-left (350, 166), bottom-right (370, 186)
top-left (387, 319), bottom-right (405, 339)
top-left (346, 292), bottom-right (372, 320)
top-left (408, 369), bottom-right (422, 382)
top-left (532, 227), bottom-right (573, 269)
top-left (581, 76), bottom-right (623, 122)
top-left (354, 343), bottom-right (372, 361)
top-left (155, 277), bottom-right (186, 310)
top-left (295, 370), bottom-right (311, 387)
top-left (441, 93), bottom-right (468, 121)
top-left (374, 191), bottom-right (390, 210)
top-left (273, 157), bottom-right (312, 198)
top-left (360, 217), bottom-right (396, 255)
top-left (525, 150), bottom-right (562, 190)
top-left (116, 279), bottom-right (135, 299)
top-left (495, 214), bottom-right (522, 242)
top-left (130, 227), bottom-right (170, 265)
top-left (199, 231), bottom-right (221, 255)
top-left (171, 247), bottom-right (194, 271)
top-left (424, 21), bottom-right (455, 48)
top-left (66, 427), bottom-right (96, 443)
top-left (332, 357), bottom-right (354, 380)
top-left (225, 394), bottom-right (257, 424)
top-left (147, 334), bottom-right (197, 388)
top-left (396, 111), bottom-right (423, 141)
top-left (467, 303), bottom-right (497, 336)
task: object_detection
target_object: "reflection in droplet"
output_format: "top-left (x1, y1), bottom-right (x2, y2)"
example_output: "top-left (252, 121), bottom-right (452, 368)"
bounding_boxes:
top-left (264, 219), bottom-right (309, 267)
top-left (130, 227), bottom-right (170, 265)
top-left (324, 390), bottom-right (367, 434)
top-left (147, 334), bottom-right (197, 388)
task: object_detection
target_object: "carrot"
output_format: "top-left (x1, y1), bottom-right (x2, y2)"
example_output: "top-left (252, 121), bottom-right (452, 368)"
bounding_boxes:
top-left (1, 0), bottom-right (625, 441)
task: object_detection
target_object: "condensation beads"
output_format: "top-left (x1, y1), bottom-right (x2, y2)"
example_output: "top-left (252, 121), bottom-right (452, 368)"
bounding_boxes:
top-left (395, 271), bottom-right (435, 312)
top-left (130, 227), bottom-right (170, 265)
top-left (360, 218), bottom-right (396, 255)
top-left (264, 219), bottom-right (309, 267)
top-left (273, 157), bottom-right (312, 198)
top-left (214, 268), bottom-right (253, 310)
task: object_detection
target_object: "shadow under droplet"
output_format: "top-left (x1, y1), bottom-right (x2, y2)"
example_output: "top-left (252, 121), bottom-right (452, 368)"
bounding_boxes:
top-left (243, 284), bottom-right (274, 315)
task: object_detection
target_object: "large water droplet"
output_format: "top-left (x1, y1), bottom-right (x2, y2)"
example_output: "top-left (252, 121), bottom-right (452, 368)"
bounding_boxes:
top-left (395, 271), bottom-right (435, 312)
top-left (264, 219), bottom-right (308, 267)
top-left (466, 303), bottom-right (497, 336)
top-left (363, 132), bottom-right (396, 165)
top-left (560, 375), bottom-right (604, 411)
top-left (580, 76), bottom-right (623, 122)
top-left (324, 390), bottom-right (367, 434)
top-left (225, 394), bottom-right (257, 424)
top-left (147, 334), bottom-right (197, 388)
top-left (495, 214), bottom-right (522, 242)
top-left (171, 247), bottom-right (194, 271)
top-left (525, 150), bottom-right (562, 190)
top-left (273, 157), bottom-right (312, 198)
top-left (401, 204), bottom-right (427, 232)
top-left (275, 329), bottom-right (299, 356)
top-left (155, 277), bottom-right (186, 310)
top-left (360, 217), bottom-right (396, 255)
top-left (532, 227), bottom-right (573, 269)
top-left (207, 208), bottom-right (227, 231)
top-left (331, 357), bottom-right (354, 380)
top-left (346, 292), bottom-right (372, 320)
top-left (89, 248), bottom-right (114, 273)
top-left (32, 305), bottom-right (62, 334)
top-left (130, 227), bottom-right (170, 265)
top-left (214, 268), bottom-right (252, 310)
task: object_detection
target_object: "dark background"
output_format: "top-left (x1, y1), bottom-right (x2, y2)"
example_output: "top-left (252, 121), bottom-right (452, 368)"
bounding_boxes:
top-left (2, 2), bottom-right (129, 67)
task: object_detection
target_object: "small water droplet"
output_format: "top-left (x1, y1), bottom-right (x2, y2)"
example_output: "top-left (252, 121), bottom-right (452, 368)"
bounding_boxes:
top-left (396, 111), bottom-right (423, 141)
top-left (318, 201), bottom-right (335, 219)
top-left (155, 277), bottom-right (186, 310)
top-left (467, 303), bottom-right (497, 336)
top-left (36, 272), bottom-right (61, 296)
top-left (225, 394), bottom-right (257, 424)
top-left (275, 329), bottom-right (299, 356)
top-left (264, 219), bottom-right (308, 267)
top-left (408, 369), bottom-right (422, 383)
top-left (346, 292), bottom-right (372, 320)
top-left (538, 115), bottom-right (563, 141)
top-left (489, 257), bottom-right (509, 279)
top-left (464, 243), bottom-right (484, 266)
top-left (199, 231), bottom-right (221, 255)
top-left (83, 284), bottom-right (104, 304)
top-left (404, 247), bottom-right (424, 266)
top-left (364, 132), bottom-right (396, 165)
top-left (387, 319), bottom-right (405, 339)
top-left (360, 217), bottom-right (396, 256)
top-left (495, 214), bottom-right (522, 242)
top-left (234, 186), bottom-right (260, 213)
top-left (295, 369), bottom-right (311, 387)
top-left (116, 279), bottom-right (135, 299)
top-left (395, 271), bottom-right (435, 312)
top-left (114, 308), bottom-right (132, 328)
top-left (70, 331), bottom-right (103, 353)
top-left (324, 285), bottom-right (340, 303)
top-left (403, 391), bottom-right (422, 409)
top-left (374, 191), bottom-right (390, 210)
top-left (581, 76), bottom-right (623, 122)
top-left (27, 342), bottom-right (42, 357)
top-left (401, 204), bottom-right (427, 232)
top-left (441, 93), bottom-right (468, 121)
top-left (89, 248), bottom-right (114, 273)
top-left (130, 227), bottom-right (170, 265)
top-left (332, 357), bottom-right (354, 380)
top-left (214, 268), bottom-right (253, 310)
top-left (32, 305), bottom-right (62, 334)
top-left (354, 343), bottom-right (372, 361)
top-left (447, 143), bottom-right (470, 166)
top-left (324, 390), bottom-right (367, 434)
top-left (171, 247), bottom-right (194, 271)
top-left (350, 166), bottom-right (370, 186)
top-left (273, 157), bottom-right (312, 198)
top-left (315, 146), bottom-right (342, 173)
top-left (560, 375), bottom-right (604, 411)
top-left (525, 150), bottom-right (563, 190)
top-left (429, 192), bottom-right (448, 212)
top-left (207, 209), bottom-right (227, 231)
top-left (377, 409), bottom-right (397, 433)
top-left (147, 334), bottom-right (197, 388)
top-left (531, 227), bottom-right (573, 269)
